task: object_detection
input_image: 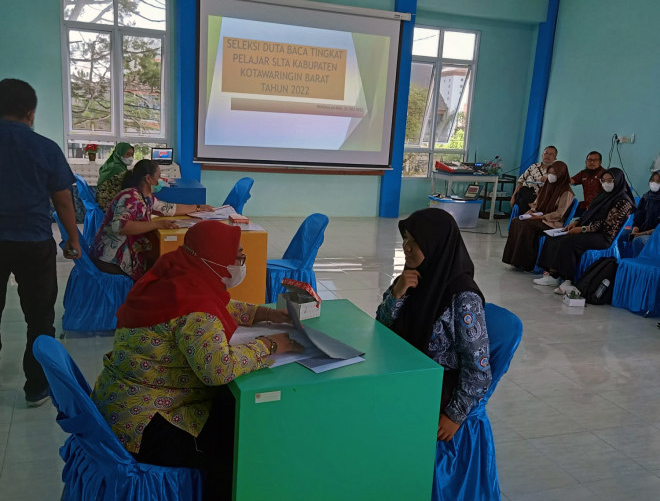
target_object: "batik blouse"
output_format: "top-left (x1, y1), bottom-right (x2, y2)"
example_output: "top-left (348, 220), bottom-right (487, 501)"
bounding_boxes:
top-left (376, 290), bottom-right (492, 425)
top-left (91, 300), bottom-right (272, 454)
top-left (90, 187), bottom-right (176, 281)
top-left (587, 198), bottom-right (635, 241)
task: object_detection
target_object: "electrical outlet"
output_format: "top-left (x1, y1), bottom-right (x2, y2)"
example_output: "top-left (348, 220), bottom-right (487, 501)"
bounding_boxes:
top-left (616, 133), bottom-right (635, 144)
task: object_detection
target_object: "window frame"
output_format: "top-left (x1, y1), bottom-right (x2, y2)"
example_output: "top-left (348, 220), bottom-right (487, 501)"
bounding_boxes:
top-left (60, 0), bottom-right (170, 148)
top-left (404, 26), bottom-right (480, 177)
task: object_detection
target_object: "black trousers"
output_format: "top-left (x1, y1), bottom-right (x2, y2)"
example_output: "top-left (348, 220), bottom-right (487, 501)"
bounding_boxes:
top-left (513, 186), bottom-right (537, 214)
top-left (133, 389), bottom-right (236, 501)
top-left (537, 233), bottom-right (610, 281)
top-left (0, 239), bottom-right (57, 394)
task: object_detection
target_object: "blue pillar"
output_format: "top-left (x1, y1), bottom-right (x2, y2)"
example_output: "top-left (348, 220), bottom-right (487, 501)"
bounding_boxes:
top-left (378, 0), bottom-right (416, 218)
top-left (175, 0), bottom-right (200, 180)
top-left (519, 0), bottom-right (560, 174)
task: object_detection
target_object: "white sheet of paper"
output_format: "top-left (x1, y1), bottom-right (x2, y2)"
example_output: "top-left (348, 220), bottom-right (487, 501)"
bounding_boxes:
top-left (544, 228), bottom-right (568, 237)
top-left (286, 301), bottom-right (364, 360)
top-left (519, 212), bottom-right (543, 220)
top-left (173, 219), bottom-right (201, 228)
top-left (188, 205), bottom-right (238, 220)
top-left (297, 356), bottom-right (365, 373)
top-left (230, 222), bottom-right (265, 232)
top-left (229, 324), bottom-right (322, 368)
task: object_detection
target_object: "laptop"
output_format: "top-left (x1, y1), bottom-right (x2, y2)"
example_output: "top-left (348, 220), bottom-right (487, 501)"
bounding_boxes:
top-left (151, 147), bottom-right (173, 165)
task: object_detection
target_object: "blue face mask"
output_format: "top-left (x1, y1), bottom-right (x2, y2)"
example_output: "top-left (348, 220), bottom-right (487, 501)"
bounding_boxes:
top-left (151, 179), bottom-right (167, 194)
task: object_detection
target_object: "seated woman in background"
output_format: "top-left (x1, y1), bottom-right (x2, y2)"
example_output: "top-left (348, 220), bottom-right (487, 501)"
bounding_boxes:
top-left (96, 142), bottom-right (133, 211)
top-left (92, 220), bottom-right (302, 500)
top-left (622, 170), bottom-right (660, 257)
top-left (376, 209), bottom-right (492, 441)
top-left (503, 161), bottom-right (575, 271)
top-left (534, 167), bottom-right (635, 294)
top-left (90, 159), bottom-right (212, 281)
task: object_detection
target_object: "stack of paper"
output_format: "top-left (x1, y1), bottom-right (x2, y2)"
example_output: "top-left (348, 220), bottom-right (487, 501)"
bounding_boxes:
top-left (228, 301), bottom-right (365, 374)
top-left (188, 205), bottom-right (238, 220)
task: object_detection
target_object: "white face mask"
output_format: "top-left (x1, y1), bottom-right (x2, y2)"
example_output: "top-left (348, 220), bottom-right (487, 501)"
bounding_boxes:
top-left (121, 156), bottom-right (134, 166)
top-left (650, 182), bottom-right (660, 193)
top-left (601, 182), bottom-right (614, 193)
top-left (547, 174), bottom-right (557, 184)
top-left (201, 258), bottom-right (246, 288)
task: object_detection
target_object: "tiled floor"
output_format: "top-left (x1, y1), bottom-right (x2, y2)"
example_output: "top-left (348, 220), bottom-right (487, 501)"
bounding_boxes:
top-left (1, 216), bottom-right (659, 500)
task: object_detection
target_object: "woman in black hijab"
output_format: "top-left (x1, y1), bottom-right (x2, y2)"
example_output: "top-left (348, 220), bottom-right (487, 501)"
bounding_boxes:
top-left (376, 208), bottom-right (492, 441)
top-left (534, 167), bottom-right (635, 293)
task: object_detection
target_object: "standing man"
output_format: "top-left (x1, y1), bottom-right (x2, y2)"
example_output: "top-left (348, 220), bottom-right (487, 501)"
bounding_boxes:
top-left (510, 145), bottom-right (558, 214)
top-left (570, 151), bottom-right (606, 217)
top-left (0, 78), bottom-right (81, 406)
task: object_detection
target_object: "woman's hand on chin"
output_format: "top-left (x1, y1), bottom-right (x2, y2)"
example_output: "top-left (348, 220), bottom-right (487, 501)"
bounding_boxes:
top-left (392, 270), bottom-right (420, 299)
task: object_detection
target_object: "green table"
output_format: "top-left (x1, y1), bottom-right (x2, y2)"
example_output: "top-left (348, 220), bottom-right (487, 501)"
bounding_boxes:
top-left (229, 299), bottom-right (444, 501)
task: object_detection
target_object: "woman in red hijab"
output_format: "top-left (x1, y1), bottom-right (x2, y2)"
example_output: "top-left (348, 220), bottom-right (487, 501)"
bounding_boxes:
top-left (92, 220), bottom-right (302, 499)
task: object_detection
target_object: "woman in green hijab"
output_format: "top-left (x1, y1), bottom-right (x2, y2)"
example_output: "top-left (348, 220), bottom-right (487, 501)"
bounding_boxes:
top-left (96, 142), bottom-right (134, 210)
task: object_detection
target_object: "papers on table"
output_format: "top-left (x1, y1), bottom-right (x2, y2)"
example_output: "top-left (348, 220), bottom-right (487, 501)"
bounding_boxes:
top-left (298, 356), bottom-right (365, 374)
top-left (172, 219), bottom-right (200, 228)
top-left (188, 205), bottom-right (237, 220)
top-left (231, 222), bottom-right (265, 232)
top-left (519, 212), bottom-right (543, 220)
top-left (544, 228), bottom-right (568, 237)
top-left (227, 302), bottom-right (365, 373)
top-left (286, 301), bottom-right (362, 360)
top-left (229, 324), bottom-right (323, 368)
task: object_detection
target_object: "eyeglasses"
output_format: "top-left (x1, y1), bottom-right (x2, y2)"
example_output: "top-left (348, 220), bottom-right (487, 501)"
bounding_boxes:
top-left (586, 158), bottom-right (600, 162)
top-left (236, 254), bottom-right (247, 266)
top-left (600, 179), bottom-right (614, 183)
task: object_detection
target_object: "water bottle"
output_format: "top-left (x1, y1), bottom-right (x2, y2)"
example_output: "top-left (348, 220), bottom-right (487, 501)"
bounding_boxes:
top-left (594, 278), bottom-right (610, 299)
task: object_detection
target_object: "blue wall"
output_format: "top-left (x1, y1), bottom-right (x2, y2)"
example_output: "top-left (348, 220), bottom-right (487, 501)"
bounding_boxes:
top-left (0, 1), bottom-right (64, 146)
top-left (541, 0), bottom-right (660, 197)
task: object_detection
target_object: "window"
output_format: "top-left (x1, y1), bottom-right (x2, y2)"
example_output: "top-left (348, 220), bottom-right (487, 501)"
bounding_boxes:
top-left (403, 27), bottom-right (478, 177)
top-left (61, 0), bottom-right (168, 161)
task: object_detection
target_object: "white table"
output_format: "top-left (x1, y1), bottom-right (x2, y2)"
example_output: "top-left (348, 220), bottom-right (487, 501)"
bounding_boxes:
top-left (431, 171), bottom-right (500, 221)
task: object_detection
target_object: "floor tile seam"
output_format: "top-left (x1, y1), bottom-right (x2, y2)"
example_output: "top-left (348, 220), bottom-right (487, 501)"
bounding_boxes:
top-left (0, 391), bottom-right (17, 473)
top-left (522, 432), bottom-right (611, 486)
top-left (589, 430), bottom-right (660, 466)
top-left (594, 390), bottom-right (659, 417)
top-left (579, 467), bottom-right (660, 496)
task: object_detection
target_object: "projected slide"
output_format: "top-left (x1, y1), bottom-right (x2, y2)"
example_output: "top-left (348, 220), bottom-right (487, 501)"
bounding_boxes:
top-left (196, 0), bottom-right (401, 167)
top-left (206, 18), bottom-right (386, 151)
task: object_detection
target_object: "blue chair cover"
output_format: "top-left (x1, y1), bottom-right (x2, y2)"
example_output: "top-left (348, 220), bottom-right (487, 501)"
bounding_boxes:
top-left (74, 174), bottom-right (105, 248)
top-left (33, 336), bottom-right (204, 501)
top-left (532, 197), bottom-right (579, 274)
top-left (507, 205), bottom-right (520, 231)
top-left (433, 303), bottom-right (523, 501)
top-left (222, 177), bottom-right (254, 214)
top-left (618, 197), bottom-right (641, 258)
top-left (53, 212), bottom-right (134, 332)
top-left (266, 213), bottom-right (329, 303)
top-left (574, 214), bottom-right (633, 280)
top-left (612, 228), bottom-right (660, 316)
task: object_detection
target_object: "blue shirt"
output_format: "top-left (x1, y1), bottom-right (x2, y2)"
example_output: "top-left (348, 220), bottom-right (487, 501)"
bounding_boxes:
top-left (0, 119), bottom-right (75, 241)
